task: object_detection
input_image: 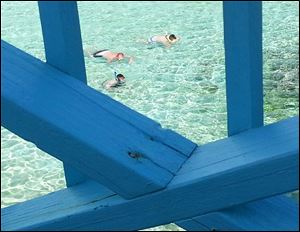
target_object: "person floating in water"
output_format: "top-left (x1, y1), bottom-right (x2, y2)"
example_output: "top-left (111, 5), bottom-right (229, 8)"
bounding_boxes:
top-left (92, 50), bottom-right (134, 64)
top-left (103, 72), bottom-right (126, 90)
top-left (144, 33), bottom-right (180, 47)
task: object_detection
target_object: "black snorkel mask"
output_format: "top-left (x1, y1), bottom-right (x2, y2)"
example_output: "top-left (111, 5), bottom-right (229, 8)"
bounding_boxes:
top-left (114, 71), bottom-right (126, 85)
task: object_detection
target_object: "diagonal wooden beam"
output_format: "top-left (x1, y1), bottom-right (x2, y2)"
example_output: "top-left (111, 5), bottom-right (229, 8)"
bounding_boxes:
top-left (1, 40), bottom-right (196, 199)
top-left (1, 116), bottom-right (298, 231)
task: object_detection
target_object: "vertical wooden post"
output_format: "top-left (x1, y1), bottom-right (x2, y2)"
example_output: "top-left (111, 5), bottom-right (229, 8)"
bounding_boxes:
top-left (223, 1), bottom-right (263, 136)
top-left (38, 1), bottom-right (87, 186)
top-left (178, 2), bottom-right (264, 230)
top-left (179, 3), bottom-right (297, 231)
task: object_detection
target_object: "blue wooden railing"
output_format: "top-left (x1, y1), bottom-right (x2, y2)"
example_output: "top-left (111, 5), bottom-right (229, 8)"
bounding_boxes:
top-left (1, 1), bottom-right (298, 231)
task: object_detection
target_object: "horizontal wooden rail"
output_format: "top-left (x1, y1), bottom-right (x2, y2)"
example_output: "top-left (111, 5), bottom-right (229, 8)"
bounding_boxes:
top-left (1, 40), bottom-right (196, 199)
top-left (177, 195), bottom-right (299, 231)
top-left (2, 116), bottom-right (298, 231)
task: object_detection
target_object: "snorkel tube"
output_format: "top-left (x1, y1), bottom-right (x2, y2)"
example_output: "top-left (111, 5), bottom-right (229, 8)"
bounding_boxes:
top-left (114, 71), bottom-right (118, 81)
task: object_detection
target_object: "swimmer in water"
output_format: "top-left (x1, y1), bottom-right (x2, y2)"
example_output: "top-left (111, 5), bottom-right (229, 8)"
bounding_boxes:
top-left (92, 50), bottom-right (134, 64)
top-left (140, 33), bottom-right (180, 48)
top-left (103, 72), bottom-right (126, 89)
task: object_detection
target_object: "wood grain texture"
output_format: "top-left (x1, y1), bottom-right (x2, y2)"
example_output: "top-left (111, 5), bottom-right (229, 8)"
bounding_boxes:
top-left (177, 195), bottom-right (299, 231)
top-left (223, 1), bottom-right (263, 136)
top-left (1, 40), bottom-right (196, 199)
top-left (2, 117), bottom-right (298, 231)
top-left (38, 1), bottom-right (88, 187)
top-left (0, 39), bottom-right (196, 157)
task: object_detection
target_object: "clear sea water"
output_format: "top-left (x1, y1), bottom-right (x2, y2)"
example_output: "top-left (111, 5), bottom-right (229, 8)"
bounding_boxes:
top-left (1, 1), bottom-right (299, 230)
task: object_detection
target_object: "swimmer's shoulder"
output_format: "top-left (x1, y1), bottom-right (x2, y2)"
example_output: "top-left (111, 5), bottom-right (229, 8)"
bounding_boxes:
top-left (102, 79), bottom-right (117, 89)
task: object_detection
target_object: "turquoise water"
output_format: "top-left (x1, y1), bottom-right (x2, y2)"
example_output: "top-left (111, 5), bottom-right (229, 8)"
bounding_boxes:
top-left (1, 1), bottom-right (299, 230)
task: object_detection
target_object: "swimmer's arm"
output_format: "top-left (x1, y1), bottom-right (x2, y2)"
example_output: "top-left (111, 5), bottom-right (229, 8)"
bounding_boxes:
top-left (164, 42), bottom-right (172, 48)
top-left (105, 80), bottom-right (118, 89)
top-left (125, 55), bottom-right (134, 64)
top-left (107, 57), bottom-right (115, 63)
top-left (136, 38), bottom-right (149, 44)
top-left (129, 56), bottom-right (134, 64)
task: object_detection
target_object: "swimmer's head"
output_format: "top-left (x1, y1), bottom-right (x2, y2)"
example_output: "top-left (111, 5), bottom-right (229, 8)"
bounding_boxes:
top-left (116, 53), bottom-right (125, 60)
top-left (167, 34), bottom-right (177, 43)
top-left (116, 73), bottom-right (125, 80)
top-left (116, 74), bottom-right (126, 85)
top-left (169, 34), bottom-right (177, 41)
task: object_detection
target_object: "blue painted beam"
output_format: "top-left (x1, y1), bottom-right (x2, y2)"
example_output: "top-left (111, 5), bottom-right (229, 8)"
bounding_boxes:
top-left (38, 1), bottom-right (88, 187)
top-left (223, 1), bottom-right (263, 136)
top-left (177, 2), bottom-right (274, 230)
top-left (1, 117), bottom-right (298, 231)
top-left (1, 40), bottom-right (196, 199)
top-left (177, 195), bottom-right (299, 231)
top-left (38, 1), bottom-right (86, 83)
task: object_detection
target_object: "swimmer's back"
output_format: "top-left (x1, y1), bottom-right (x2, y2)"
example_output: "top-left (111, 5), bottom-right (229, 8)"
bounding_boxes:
top-left (93, 49), bottom-right (109, 58)
top-left (103, 79), bottom-right (117, 89)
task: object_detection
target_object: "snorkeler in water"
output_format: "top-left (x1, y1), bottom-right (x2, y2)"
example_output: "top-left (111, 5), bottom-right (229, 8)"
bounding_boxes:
top-left (139, 33), bottom-right (180, 48)
top-left (103, 72), bottom-right (126, 89)
top-left (92, 50), bottom-right (134, 64)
